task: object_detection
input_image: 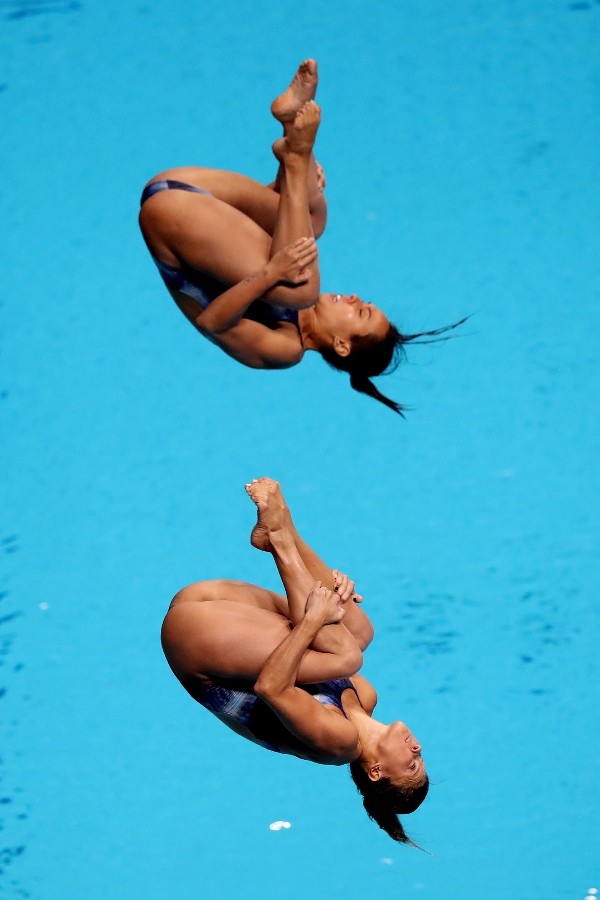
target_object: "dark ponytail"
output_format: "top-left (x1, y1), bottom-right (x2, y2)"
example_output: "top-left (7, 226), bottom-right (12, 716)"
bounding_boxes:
top-left (320, 316), bottom-right (469, 416)
top-left (349, 760), bottom-right (429, 848)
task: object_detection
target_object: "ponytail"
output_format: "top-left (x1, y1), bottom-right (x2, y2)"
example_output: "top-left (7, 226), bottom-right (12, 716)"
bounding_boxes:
top-left (349, 760), bottom-right (429, 848)
top-left (321, 316), bottom-right (469, 415)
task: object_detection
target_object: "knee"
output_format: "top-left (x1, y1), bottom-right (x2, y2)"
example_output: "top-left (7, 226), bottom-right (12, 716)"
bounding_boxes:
top-left (293, 278), bottom-right (320, 308)
top-left (265, 269), bottom-right (320, 309)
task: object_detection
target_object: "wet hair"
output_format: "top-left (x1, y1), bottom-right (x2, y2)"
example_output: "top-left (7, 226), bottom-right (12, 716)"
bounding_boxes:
top-left (349, 760), bottom-right (430, 847)
top-left (320, 316), bottom-right (469, 416)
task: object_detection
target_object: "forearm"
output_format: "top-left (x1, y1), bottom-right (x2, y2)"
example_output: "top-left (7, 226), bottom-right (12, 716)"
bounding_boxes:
top-left (254, 614), bottom-right (322, 698)
top-left (290, 530), bottom-right (374, 651)
top-left (196, 267), bottom-right (275, 334)
top-left (270, 532), bottom-right (363, 664)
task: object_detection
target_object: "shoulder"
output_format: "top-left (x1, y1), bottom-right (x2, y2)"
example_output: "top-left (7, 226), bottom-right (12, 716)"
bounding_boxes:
top-left (349, 674), bottom-right (378, 715)
top-left (206, 319), bottom-right (304, 369)
top-left (258, 685), bottom-right (359, 762)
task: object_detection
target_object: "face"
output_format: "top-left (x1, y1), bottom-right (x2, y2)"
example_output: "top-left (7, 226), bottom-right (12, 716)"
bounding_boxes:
top-left (376, 721), bottom-right (425, 783)
top-left (315, 293), bottom-right (390, 347)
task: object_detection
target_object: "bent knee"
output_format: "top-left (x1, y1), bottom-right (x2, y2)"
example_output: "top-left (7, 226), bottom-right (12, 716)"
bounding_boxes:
top-left (264, 277), bottom-right (320, 310)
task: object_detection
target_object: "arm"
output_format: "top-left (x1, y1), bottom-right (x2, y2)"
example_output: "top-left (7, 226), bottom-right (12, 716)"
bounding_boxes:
top-left (198, 317), bottom-right (305, 370)
top-left (254, 583), bottom-right (359, 760)
top-left (275, 497), bottom-right (375, 651)
top-left (293, 526), bottom-right (374, 651)
top-left (195, 237), bottom-right (317, 336)
top-left (266, 521), bottom-right (364, 672)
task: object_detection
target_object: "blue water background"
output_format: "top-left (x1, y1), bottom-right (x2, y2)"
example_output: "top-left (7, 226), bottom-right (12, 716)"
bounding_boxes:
top-left (1, 1), bottom-right (599, 897)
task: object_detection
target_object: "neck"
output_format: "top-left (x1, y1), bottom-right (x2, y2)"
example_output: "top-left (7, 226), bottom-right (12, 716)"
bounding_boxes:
top-left (343, 703), bottom-right (387, 762)
top-left (297, 306), bottom-right (320, 351)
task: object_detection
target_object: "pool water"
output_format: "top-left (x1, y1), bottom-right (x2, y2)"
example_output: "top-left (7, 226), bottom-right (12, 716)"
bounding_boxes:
top-left (1, 1), bottom-right (599, 897)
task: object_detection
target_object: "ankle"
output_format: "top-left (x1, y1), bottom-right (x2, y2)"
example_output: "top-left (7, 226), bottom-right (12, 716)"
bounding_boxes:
top-left (269, 527), bottom-right (295, 554)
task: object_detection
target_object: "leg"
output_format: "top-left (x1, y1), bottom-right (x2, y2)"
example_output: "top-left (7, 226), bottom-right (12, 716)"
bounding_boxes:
top-left (139, 64), bottom-right (325, 307)
top-left (269, 59), bottom-right (327, 238)
top-left (248, 480), bottom-right (374, 650)
top-left (268, 101), bottom-right (321, 261)
top-left (139, 169), bottom-right (319, 309)
top-left (245, 479), bottom-right (365, 665)
top-left (161, 580), bottom-right (359, 685)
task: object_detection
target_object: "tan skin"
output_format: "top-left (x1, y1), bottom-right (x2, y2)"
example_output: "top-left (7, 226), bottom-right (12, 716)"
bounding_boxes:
top-left (161, 478), bottom-right (425, 785)
top-left (139, 60), bottom-right (390, 370)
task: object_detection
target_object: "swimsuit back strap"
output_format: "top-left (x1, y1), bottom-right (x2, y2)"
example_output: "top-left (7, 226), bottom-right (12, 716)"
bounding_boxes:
top-left (140, 179), bottom-right (212, 207)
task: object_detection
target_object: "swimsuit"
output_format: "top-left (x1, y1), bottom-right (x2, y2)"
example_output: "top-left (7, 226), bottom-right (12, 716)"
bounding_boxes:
top-left (140, 179), bottom-right (299, 328)
top-left (196, 678), bottom-right (357, 759)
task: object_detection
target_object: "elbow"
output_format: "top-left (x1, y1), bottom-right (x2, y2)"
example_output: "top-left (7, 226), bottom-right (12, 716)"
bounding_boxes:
top-left (254, 675), bottom-right (275, 701)
top-left (196, 318), bottom-right (218, 337)
top-left (195, 317), bottom-right (211, 336)
top-left (357, 621), bottom-right (374, 652)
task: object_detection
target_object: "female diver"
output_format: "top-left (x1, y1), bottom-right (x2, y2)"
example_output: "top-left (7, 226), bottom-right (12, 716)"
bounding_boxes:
top-left (161, 478), bottom-right (429, 846)
top-left (139, 60), bottom-right (464, 414)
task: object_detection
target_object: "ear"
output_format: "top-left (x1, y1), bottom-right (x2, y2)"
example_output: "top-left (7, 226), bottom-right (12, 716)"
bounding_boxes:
top-left (367, 763), bottom-right (381, 782)
top-left (332, 335), bottom-right (351, 358)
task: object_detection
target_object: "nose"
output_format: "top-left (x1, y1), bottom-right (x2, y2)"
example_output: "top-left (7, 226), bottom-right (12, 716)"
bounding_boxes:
top-left (411, 743), bottom-right (422, 754)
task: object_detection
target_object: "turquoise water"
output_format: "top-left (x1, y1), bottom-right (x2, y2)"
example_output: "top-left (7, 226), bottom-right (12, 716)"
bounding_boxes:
top-left (2, 1), bottom-right (599, 897)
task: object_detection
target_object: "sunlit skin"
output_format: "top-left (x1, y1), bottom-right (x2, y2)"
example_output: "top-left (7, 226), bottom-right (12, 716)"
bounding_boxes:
top-left (376, 721), bottom-right (424, 782)
top-left (161, 477), bottom-right (427, 794)
top-left (299, 293), bottom-right (391, 357)
top-left (341, 689), bottom-right (426, 786)
top-left (139, 61), bottom-right (399, 374)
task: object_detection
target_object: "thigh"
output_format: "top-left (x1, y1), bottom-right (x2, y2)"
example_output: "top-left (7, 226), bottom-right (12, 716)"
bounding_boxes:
top-left (150, 166), bottom-right (281, 235)
top-left (140, 188), bottom-right (272, 282)
top-left (161, 593), bottom-right (342, 685)
top-left (140, 173), bottom-right (318, 308)
top-left (161, 598), bottom-right (292, 682)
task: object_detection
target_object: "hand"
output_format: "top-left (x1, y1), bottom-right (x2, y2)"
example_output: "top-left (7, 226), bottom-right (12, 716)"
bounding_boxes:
top-left (315, 161), bottom-right (326, 192)
top-left (332, 570), bottom-right (363, 604)
top-left (266, 237), bottom-right (318, 285)
top-left (305, 581), bottom-right (346, 626)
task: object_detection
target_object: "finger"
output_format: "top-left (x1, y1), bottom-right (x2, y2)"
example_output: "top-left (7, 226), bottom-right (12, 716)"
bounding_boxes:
top-left (336, 574), bottom-right (351, 602)
top-left (352, 593), bottom-right (364, 604)
top-left (293, 245), bottom-right (317, 264)
top-left (296, 243), bottom-right (317, 260)
top-left (291, 271), bottom-right (310, 284)
top-left (340, 581), bottom-right (355, 603)
top-left (343, 581), bottom-right (356, 602)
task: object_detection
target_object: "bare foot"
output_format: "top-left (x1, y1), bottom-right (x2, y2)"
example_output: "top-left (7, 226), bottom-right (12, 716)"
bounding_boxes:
top-left (271, 59), bottom-right (318, 124)
top-left (272, 101), bottom-right (321, 163)
top-left (245, 477), bottom-right (293, 552)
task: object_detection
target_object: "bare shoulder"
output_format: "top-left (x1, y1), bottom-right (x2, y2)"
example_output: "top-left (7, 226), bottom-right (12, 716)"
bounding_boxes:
top-left (206, 319), bottom-right (304, 369)
top-left (350, 674), bottom-right (378, 715)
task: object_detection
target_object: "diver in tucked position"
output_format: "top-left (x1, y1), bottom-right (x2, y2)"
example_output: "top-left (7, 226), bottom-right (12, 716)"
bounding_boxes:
top-left (139, 60), bottom-right (464, 414)
top-left (161, 478), bottom-right (429, 845)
